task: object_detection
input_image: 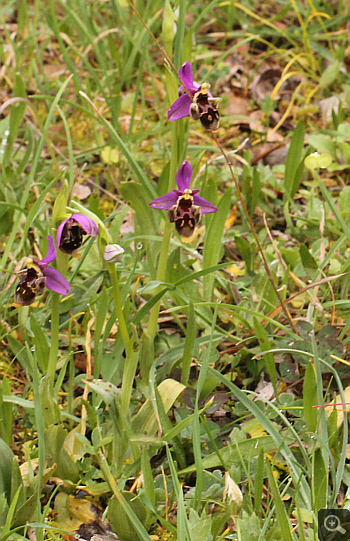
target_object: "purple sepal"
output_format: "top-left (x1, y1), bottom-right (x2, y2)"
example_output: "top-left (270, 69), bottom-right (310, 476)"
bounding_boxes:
top-left (39, 235), bottom-right (57, 266)
top-left (70, 213), bottom-right (99, 236)
top-left (56, 213), bottom-right (99, 248)
top-left (168, 94), bottom-right (192, 121)
top-left (193, 194), bottom-right (218, 214)
top-left (149, 191), bottom-right (178, 210)
top-left (176, 161), bottom-right (192, 191)
top-left (56, 220), bottom-right (67, 249)
top-left (43, 267), bottom-right (70, 295)
top-left (179, 62), bottom-right (200, 93)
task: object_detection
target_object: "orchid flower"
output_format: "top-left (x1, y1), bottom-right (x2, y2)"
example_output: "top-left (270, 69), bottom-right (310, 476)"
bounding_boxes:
top-left (149, 160), bottom-right (218, 237)
top-left (167, 62), bottom-right (221, 131)
top-left (56, 213), bottom-right (99, 254)
top-left (15, 235), bottom-right (70, 306)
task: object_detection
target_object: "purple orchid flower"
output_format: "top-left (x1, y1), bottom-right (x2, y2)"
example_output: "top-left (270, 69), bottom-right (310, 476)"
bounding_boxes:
top-left (167, 62), bottom-right (221, 130)
top-left (15, 235), bottom-right (70, 306)
top-left (56, 213), bottom-right (99, 254)
top-left (149, 160), bottom-right (218, 237)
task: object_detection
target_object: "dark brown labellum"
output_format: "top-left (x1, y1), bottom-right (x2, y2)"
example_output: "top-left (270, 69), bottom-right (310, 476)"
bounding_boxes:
top-left (168, 195), bottom-right (201, 237)
top-left (191, 84), bottom-right (220, 131)
top-left (15, 266), bottom-right (46, 306)
top-left (59, 222), bottom-right (84, 254)
top-left (199, 107), bottom-right (220, 131)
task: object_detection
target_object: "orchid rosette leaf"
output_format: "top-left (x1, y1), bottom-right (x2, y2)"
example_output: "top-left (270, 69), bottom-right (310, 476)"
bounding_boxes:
top-left (149, 160), bottom-right (218, 237)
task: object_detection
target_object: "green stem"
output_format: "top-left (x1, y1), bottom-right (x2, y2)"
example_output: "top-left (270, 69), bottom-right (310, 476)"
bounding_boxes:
top-left (146, 120), bottom-right (181, 340)
top-left (146, 221), bottom-right (172, 340)
top-left (108, 263), bottom-right (132, 359)
top-left (47, 292), bottom-right (60, 384)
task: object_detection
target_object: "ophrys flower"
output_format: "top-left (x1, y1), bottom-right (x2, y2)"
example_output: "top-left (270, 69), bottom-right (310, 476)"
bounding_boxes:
top-left (56, 213), bottom-right (99, 254)
top-left (149, 160), bottom-right (218, 237)
top-left (168, 62), bottom-right (221, 131)
top-left (15, 235), bottom-right (70, 306)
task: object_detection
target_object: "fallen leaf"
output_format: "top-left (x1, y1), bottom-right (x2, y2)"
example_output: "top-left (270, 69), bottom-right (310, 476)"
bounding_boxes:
top-left (225, 206), bottom-right (237, 230)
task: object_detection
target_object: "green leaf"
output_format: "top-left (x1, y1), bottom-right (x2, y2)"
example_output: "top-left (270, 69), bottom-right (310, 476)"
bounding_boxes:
top-left (284, 121), bottom-right (305, 199)
top-left (44, 425), bottom-right (79, 482)
top-left (84, 379), bottom-right (120, 405)
top-left (307, 134), bottom-right (336, 155)
top-left (3, 74), bottom-right (27, 168)
top-left (315, 170), bottom-right (350, 245)
top-left (162, 0), bottom-right (176, 49)
top-left (108, 491), bottom-right (147, 541)
top-left (119, 181), bottom-right (156, 244)
top-left (250, 167), bottom-right (261, 216)
top-left (299, 243), bottom-right (318, 269)
top-left (236, 511), bottom-right (260, 541)
top-left (0, 437), bottom-right (16, 505)
top-left (320, 60), bottom-right (340, 87)
top-left (254, 448), bottom-right (265, 515)
top-left (235, 236), bottom-right (252, 271)
top-left (339, 185), bottom-right (350, 217)
top-left (0, 376), bottom-right (13, 446)
top-left (266, 461), bottom-right (293, 541)
top-left (141, 448), bottom-right (156, 507)
top-left (312, 447), bottom-right (327, 510)
top-left (132, 379), bottom-right (185, 436)
top-left (203, 188), bottom-right (232, 299)
top-left (52, 184), bottom-right (69, 226)
top-left (179, 435), bottom-right (277, 474)
top-left (30, 314), bottom-right (50, 373)
top-left (188, 508), bottom-right (213, 541)
top-left (12, 493), bottom-right (38, 529)
top-left (39, 376), bottom-right (61, 427)
top-left (182, 300), bottom-right (196, 386)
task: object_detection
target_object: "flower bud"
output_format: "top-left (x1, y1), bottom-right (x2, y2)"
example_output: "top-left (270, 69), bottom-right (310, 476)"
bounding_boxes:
top-left (103, 244), bottom-right (124, 263)
top-left (223, 472), bottom-right (243, 515)
top-left (162, 0), bottom-right (176, 53)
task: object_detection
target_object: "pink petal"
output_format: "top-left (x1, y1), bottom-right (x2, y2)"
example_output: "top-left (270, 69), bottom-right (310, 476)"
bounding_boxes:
top-left (56, 219), bottom-right (68, 248)
top-left (149, 191), bottom-right (178, 210)
top-left (71, 213), bottom-right (99, 236)
top-left (40, 235), bottom-right (57, 266)
top-left (43, 267), bottom-right (70, 295)
top-left (176, 161), bottom-right (192, 191)
top-left (193, 194), bottom-right (218, 214)
top-left (179, 62), bottom-right (200, 93)
top-left (168, 94), bottom-right (192, 121)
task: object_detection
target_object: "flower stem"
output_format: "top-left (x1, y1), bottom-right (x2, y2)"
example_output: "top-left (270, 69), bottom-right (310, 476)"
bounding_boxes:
top-left (47, 292), bottom-right (60, 384)
top-left (108, 262), bottom-right (132, 359)
top-left (146, 117), bottom-right (180, 340)
top-left (146, 221), bottom-right (172, 340)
